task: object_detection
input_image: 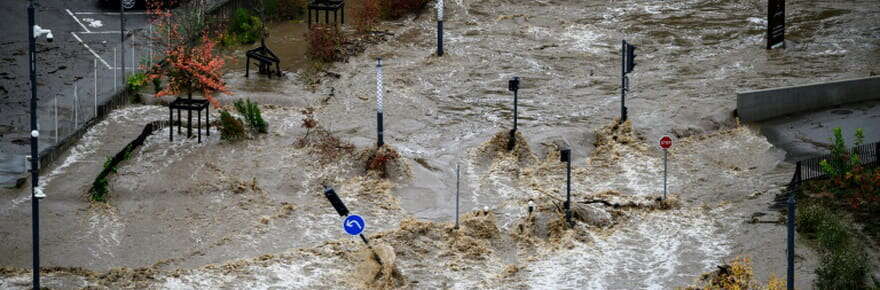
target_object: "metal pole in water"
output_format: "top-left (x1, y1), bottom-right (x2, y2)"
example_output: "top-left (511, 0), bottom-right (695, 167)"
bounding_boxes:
top-left (54, 96), bottom-right (57, 144)
top-left (94, 58), bottom-right (98, 117)
top-left (28, 1), bottom-right (41, 286)
top-left (74, 83), bottom-right (78, 128)
top-left (455, 163), bottom-right (460, 229)
top-left (507, 77), bottom-right (520, 151)
top-left (436, 0), bottom-right (443, 56)
top-left (376, 58), bottom-right (384, 147)
top-left (663, 149), bottom-right (668, 200)
top-left (620, 40), bottom-right (626, 123)
top-left (787, 189), bottom-right (796, 290)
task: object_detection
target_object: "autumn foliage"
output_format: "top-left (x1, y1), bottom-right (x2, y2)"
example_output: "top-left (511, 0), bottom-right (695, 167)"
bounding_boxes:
top-left (145, 0), bottom-right (229, 107)
top-left (306, 24), bottom-right (347, 63)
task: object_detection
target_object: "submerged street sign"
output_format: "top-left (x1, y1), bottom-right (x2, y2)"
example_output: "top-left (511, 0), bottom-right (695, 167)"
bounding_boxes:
top-left (343, 215), bottom-right (366, 236)
top-left (767, 0), bottom-right (785, 49)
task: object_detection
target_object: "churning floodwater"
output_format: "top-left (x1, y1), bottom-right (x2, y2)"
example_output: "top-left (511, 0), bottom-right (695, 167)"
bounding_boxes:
top-left (1, 0), bottom-right (877, 288)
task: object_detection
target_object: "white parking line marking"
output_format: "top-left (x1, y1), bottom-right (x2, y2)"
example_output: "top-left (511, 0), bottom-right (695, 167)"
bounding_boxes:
top-left (82, 31), bottom-right (123, 34)
top-left (73, 11), bottom-right (149, 15)
top-left (70, 32), bottom-right (111, 69)
top-left (66, 9), bottom-right (91, 33)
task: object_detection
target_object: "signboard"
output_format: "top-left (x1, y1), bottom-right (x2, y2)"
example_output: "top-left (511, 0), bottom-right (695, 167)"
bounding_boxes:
top-left (767, 0), bottom-right (785, 49)
top-left (343, 215), bottom-right (366, 236)
top-left (659, 136), bottom-right (673, 150)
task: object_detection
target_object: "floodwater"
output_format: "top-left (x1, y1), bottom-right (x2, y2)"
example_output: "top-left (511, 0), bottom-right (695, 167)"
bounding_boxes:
top-left (2, 0), bottom-right (878, 288)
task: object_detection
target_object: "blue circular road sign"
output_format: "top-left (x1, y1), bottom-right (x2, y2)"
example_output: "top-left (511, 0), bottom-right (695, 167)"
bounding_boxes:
top-left (343, 215), bottom-right (366, 236)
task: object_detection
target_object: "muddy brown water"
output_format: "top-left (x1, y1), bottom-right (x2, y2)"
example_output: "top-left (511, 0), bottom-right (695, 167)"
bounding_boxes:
top-left (2, 0), bottom-right (879, 288)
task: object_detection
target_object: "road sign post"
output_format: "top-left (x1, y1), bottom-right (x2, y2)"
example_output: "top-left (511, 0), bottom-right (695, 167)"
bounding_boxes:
top-left (344, 215), bottom-right (366, 236)
top-left (767, 0), bottom-right (785, 49)
top-left (659, 136), bottom-right (672, 200)
top-left (560, 149), bottom-right (572, 227)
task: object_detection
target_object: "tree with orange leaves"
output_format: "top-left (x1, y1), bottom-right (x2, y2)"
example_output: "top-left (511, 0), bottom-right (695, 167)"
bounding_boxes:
top-left (145, 0), bottom-right (229, 106)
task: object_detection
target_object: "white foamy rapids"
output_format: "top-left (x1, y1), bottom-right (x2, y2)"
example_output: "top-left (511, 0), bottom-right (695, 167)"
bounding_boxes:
top-left (84, 210), bottom-right (124, 260)
top-left (161, 252), bottom-right (348, 289)
top-left (525, 207), bottom-right (733, 289)
top-left (589, 151), bottom-right (679, 196)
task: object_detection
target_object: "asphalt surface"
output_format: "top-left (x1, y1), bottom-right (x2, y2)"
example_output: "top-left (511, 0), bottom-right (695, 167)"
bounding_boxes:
top-left (761, 100), bottom-right (880, 161)
top-left (0, 0), bottom-right (151, 187)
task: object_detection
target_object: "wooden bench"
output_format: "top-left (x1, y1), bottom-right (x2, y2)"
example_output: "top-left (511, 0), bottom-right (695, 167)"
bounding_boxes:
top-left (308, 0), bottom-right (344, 28)
top-left (245, 39), bottom-right (282, 78)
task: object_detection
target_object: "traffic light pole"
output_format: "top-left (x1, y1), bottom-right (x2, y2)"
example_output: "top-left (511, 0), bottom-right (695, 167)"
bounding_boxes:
top-left (27, 1), bottom-right (42, 288)
top-left (507, 77), bottom-right (519, 151)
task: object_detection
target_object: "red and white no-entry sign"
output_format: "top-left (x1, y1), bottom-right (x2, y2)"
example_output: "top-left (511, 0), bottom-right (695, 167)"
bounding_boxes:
top-left (659, 135), bottom-right (673, 150)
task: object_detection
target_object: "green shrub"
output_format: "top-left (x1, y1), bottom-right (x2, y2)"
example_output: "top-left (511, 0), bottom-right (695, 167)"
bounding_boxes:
top-left (230, 8), bottom-right (263, 45)
top-left (234, 99), bottom-right (268, 134)
top-left (796, 202), bottom-right (833, 234)
top-left (815, 247), bottom-right (869, 290)
top-left (819, 127), bottom-right (865, 179)
top-left (219, 110), bottom-right (247, 141)
top-left (816, 217), bottom-right (850, 249)
top-left (126, 72), bottom-right (149, 93)
top-left (90, 177), bottom-right (108, 202)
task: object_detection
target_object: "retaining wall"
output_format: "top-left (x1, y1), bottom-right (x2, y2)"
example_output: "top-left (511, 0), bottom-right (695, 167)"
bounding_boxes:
top-left (736, 76), bottom-right (880, 122)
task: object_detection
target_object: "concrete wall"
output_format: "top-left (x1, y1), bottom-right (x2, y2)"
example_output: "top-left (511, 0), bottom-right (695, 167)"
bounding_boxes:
top-left (736, 76), bottom-right (880, 122)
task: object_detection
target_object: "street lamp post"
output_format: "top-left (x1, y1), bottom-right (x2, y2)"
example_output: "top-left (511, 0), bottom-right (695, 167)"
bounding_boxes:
top-left (27, 0), bottom-right (52, 288)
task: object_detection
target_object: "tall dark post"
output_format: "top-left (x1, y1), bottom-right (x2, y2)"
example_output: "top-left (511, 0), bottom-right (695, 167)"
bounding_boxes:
top-left (786, 189), bottom-right (796, 290)
top-left (560, 149), bottom-right (572, 227)
top-left (620, 40), bottom-right (627, 123)
top-left (455, 163), bottom-right (459, 229)
top-left (27, 1), bottom-right (41, 288)
top-left (376, 58), bottom-right (384, 147)
top-left (436, 0), bottom-right (444, 56)
top-left (507, 77), bottom-right (520, 151)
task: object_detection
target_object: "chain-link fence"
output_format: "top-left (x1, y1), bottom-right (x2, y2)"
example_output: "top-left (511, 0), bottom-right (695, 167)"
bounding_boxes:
top-left (32, 20), bottom-right (156, 170)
